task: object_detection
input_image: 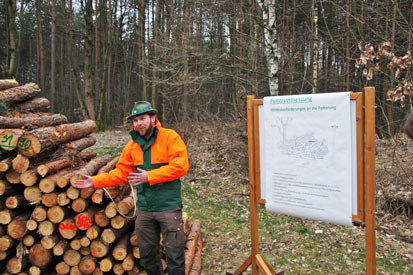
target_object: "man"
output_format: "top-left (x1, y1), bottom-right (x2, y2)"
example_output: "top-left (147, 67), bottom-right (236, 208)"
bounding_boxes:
top-left (73, 101), bottom-right (189, 275)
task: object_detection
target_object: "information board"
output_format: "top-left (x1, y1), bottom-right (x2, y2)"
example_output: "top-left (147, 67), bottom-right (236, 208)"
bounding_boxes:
top-left (261, 92), bottom-right (354, 226)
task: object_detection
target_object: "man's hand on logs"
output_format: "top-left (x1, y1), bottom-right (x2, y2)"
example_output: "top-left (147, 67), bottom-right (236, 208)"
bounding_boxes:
top-left (73, 175), bottom-right (94, 189)
top-left (127, 168), bottom-right (148, 186)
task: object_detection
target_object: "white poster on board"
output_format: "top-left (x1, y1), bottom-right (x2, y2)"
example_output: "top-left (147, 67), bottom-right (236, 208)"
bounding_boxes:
top-left (263, 92), bottom-right (353, 226)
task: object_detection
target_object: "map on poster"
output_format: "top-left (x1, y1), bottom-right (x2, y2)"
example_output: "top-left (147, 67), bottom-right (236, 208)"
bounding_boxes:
top-left (262, 92), bottom-right (353, 226)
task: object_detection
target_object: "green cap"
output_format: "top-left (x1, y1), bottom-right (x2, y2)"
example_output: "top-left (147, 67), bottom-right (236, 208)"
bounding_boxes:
top-left (127, 101), bottom-right (157, 119)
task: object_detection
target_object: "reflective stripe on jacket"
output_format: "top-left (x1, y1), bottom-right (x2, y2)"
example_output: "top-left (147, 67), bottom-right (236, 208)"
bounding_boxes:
top-left (92, 120), bottom-right (189, 211)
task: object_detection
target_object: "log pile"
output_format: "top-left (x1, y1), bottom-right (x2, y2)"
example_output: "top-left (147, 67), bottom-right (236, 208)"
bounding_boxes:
top-left (0, 80), bottom-right (202, 275)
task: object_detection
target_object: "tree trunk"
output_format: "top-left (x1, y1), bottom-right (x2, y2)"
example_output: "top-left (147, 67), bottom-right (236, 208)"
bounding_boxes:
top-left (36, 0), bottom-right (45, 90)
top-left (84, 0), bottom-right (96, 120)
top-left (37, 157), bottom-right (73, 177)
top-left (257, 0), bottom-right (279, 96)
top-left (50, 0), bottom-right (57, 111)
top-left (12, 97), bottom-right (50, 113)
top-left (6, 0), bottom-right (17, 78)
top-left (0, 79), bottom-right (19, 90)
top-left (312, 0), bottom-right (318, 94)
top-left (0, 113), bottom-right (67, 129)
top-left (0, 83), bottom-right (41, 105)
top-left (184, 220), bottom-right (201, 274)
top-left (17, 120), bottom-right (97, 157)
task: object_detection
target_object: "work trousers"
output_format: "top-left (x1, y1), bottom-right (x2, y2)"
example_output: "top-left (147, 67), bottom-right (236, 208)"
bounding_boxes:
top-left (135, 206), bottom-right (185, 275)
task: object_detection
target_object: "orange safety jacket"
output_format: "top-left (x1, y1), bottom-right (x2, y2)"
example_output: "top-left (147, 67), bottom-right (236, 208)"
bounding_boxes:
top-left (92, 120), bottom-right (189, 211)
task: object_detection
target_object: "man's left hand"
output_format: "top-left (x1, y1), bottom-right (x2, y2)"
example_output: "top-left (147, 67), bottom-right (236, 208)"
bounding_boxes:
top-left (127, 168), bottom-right (148, 186)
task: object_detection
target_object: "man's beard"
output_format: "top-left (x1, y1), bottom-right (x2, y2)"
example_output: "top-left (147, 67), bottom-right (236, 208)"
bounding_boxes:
top-left (138, 123), bottom-right (154, 138)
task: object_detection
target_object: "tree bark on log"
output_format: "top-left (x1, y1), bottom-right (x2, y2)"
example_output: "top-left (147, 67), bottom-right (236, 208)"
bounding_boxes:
top-left (0, 114), bottom-right (68, 129)
top-left (69, 155), bottom-right (112, 185)
top-left (185, 220), bottom-right (202, 274)
top-left (188, 233), bottom-right (202, 275)
top-left (17, 120), bottom-right (97, 157)
top-left (0, 83), bottom-right (41, 105)
top-left (64, 136), bottom-right (96, 152)
top-left (12, 97), bottom-right (50, 113)
top-left (0, 180), bottom-right (24, 196)
top-left (96, 156), bottom-right (119, 174)
top-left (37, 157), bottom-right (73, 177)
top-left (117, 194), bottom-right (135, 216)
top-left (0, 79), bottom-right (19, 90)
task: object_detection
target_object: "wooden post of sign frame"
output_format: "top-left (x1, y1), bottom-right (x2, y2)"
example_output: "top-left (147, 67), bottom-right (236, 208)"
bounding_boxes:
top-left (227, 88), bottom-right (376, 275)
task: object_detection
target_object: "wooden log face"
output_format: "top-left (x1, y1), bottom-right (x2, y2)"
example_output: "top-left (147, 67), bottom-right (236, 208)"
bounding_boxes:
top-left (59, 219), bottom-right (77, 239)
top-left (7, 217), bottom-right (27, 240)
top-left (79, 255), bottom-right (96, 274)
top-left (23, 186), bottom-right (42, 202)
top-left (0, 129), bottom-right (24, 151)
top-left (28, 243), bottom-right (52, 268)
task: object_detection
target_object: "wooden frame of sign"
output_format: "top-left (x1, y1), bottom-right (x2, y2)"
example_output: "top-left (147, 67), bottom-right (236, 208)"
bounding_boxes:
top-left (227, 87), bottom-right (376, 275)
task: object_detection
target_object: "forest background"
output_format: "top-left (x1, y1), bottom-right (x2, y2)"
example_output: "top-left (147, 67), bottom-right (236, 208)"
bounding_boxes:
top-left (1, 0), bottom-right (412, 135)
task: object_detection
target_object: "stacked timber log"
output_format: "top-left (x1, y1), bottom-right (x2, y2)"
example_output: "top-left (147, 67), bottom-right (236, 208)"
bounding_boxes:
top-left (0, 80), bottom-right (202, 275)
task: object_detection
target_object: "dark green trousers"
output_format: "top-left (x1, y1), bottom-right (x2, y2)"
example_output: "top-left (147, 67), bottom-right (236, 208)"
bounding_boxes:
top-left (135, 206), bottom-right (185, 275)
